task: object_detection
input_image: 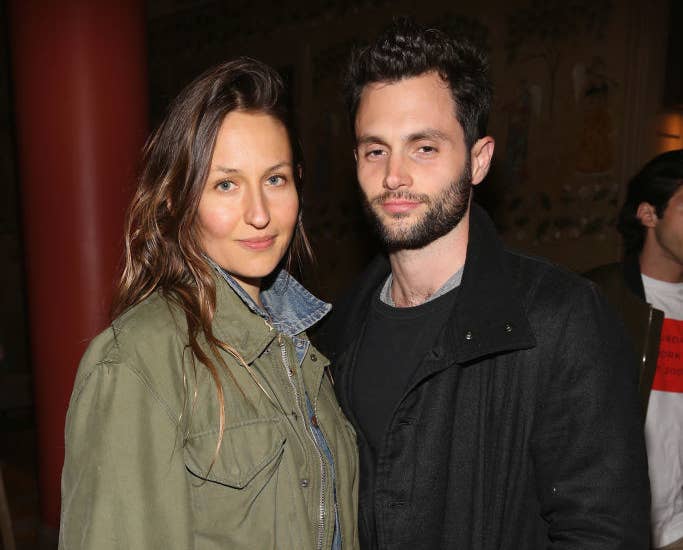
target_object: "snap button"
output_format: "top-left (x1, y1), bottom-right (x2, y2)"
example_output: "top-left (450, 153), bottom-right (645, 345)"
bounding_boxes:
top-left (465, 331), bottom-right (473, 341)
top-left (300, 478), bottom-right (309, 488)
top-left (504, 322), bottom-right (513, 333)
top-left (310, 353), bottom-right (318, 362)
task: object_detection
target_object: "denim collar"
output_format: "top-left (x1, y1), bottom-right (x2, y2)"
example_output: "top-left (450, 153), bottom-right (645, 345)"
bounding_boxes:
top-left (206, 257), bottom-right (331, 338)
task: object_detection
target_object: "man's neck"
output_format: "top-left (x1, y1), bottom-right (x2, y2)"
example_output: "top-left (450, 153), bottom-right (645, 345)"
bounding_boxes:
top-left (387, 212), bottom-right (469, 307)
top-left (639, 245), bottom-right (683, 284)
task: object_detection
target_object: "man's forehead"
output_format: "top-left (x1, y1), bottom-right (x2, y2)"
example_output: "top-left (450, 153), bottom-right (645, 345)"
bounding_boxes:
top-left (355, 72), bottom-right (460, 138)
top-left (358, 71), bottom-right (452, 103)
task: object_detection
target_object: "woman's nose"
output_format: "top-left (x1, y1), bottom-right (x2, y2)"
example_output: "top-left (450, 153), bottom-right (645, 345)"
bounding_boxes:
top-left (244, 187), bottom-right (270, 229)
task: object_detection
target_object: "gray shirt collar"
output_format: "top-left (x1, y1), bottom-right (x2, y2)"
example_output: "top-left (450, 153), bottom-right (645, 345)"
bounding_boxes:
top-left (379, 267), bottom-right (463, 307)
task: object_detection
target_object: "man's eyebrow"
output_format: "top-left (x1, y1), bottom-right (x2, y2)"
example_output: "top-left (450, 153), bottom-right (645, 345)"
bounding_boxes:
top-left (356, 135), bottom-right (389, 147)
top-left (405, 129), bottom-right (452, 143)
top-left (355, 129), bottom-right (452, 147)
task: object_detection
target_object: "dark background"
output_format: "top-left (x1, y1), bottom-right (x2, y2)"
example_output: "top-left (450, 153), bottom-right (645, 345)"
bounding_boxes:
top-left (0, 1), bottom-right (680, 545)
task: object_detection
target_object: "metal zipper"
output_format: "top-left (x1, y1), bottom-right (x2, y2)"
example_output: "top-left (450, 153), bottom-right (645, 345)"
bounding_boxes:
top-left (278, 334), bottom-right (327, 550)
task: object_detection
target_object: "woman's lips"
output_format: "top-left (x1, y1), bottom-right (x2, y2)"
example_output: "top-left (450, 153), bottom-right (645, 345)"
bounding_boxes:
top-left (238, 236), bottom-right (276, 250)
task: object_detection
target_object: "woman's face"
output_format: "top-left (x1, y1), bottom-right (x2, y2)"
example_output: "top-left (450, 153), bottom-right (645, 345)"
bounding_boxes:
top-left (197, 111), bottom-right (299, 302)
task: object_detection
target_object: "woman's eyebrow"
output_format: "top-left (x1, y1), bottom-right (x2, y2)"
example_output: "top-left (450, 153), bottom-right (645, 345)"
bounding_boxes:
top-left (212, 161), bottom-right (292, 175)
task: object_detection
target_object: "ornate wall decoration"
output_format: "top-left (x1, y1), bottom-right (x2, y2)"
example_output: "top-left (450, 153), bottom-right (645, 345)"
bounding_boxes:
top-left (145, 0), bottom-right (664, 294)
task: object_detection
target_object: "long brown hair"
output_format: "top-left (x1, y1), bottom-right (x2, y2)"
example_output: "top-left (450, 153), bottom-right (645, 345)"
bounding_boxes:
top-left (112, 57), bottom-right (311, 454)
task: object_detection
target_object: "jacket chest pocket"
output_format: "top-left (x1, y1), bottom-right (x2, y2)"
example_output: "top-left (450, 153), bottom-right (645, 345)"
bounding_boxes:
top-left (184, 418), bottom-right (285, 491)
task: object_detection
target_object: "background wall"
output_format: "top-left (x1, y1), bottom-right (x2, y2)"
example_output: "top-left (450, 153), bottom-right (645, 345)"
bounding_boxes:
top-left (0, 0), bottom-right (681, 373)
top-left (146, 0), bottom-right (681, 300)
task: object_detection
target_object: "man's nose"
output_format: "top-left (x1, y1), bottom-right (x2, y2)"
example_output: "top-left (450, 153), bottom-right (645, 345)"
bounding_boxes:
top-left (383, 154), bottom-right (411, 190)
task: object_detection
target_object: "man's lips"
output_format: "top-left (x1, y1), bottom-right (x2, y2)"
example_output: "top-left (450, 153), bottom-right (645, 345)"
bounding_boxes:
top-left (238, 236), bottom-right (276, 250)
top-left (380, 199), bottom-right (422, 214)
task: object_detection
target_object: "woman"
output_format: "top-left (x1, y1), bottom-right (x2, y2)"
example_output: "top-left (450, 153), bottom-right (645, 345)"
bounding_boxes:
top-left (59, 58), bottom-right (358, 550)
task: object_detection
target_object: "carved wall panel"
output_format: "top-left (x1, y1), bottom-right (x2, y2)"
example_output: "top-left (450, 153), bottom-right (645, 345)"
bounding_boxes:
top-left (144, 0), bottom-right (670, 297)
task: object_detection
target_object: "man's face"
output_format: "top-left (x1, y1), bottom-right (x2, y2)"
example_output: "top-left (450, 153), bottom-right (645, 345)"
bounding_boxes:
top-left (354, 72), bottom-right (476, 251)
top-left (653, 185), bottom-right (683, 267)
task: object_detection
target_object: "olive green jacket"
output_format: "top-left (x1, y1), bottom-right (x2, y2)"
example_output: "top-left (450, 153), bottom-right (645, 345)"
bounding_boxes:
top-left (59, 277), bottom-right (359, 550)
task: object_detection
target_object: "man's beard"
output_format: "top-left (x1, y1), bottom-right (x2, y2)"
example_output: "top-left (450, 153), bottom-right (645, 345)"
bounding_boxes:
top-left (362, 160), bottom-right (472, 252)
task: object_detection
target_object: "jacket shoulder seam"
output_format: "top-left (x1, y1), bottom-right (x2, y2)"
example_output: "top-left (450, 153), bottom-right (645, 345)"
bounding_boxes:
top-left (71, 357), bottom-right (180, 428)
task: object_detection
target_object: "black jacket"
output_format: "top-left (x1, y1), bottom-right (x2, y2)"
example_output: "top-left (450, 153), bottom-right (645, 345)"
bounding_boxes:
top-left (317, 205), bottom-right (650, 550)
top-left (585, 257), bottom-right (663, 416)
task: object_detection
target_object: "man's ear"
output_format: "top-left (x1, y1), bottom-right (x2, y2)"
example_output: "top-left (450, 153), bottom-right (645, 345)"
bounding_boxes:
top-left (636, 202), bottom-right (658, 228)
top-left (470, 136), bottom-right (495, 186)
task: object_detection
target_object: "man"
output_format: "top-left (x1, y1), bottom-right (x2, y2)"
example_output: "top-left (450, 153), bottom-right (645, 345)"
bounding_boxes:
top-left (316, 18), bottom-right (650, 549)
top-left (588, 149), bottom-right (683, 550)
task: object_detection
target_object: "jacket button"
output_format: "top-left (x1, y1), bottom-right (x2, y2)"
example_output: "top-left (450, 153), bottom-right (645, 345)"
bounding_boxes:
top-left (504, 323), bottom-right (513, 333)
top-left (465, 331), bottom-right (473, 341)
top-left (310, 353), bottom-right (318, 362)
top-left (300, 478), bottom-right (309, 488)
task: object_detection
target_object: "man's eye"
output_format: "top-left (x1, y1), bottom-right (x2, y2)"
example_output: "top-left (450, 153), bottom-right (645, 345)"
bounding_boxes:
top-left (418, 145), bottom-right (437, 153)
top-left (366, 149), bottom-right (385, 158)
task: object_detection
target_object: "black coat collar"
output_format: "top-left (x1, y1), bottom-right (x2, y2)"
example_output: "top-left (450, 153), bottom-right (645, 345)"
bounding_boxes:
top-left (448, 203), bottom-right (536, 363)
top-left (341, 203), bottom-right (536, 365)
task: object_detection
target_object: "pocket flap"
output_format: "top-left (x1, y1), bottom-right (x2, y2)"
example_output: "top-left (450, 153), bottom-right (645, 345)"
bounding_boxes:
top-left (184, 418), bottom-right (285, 489)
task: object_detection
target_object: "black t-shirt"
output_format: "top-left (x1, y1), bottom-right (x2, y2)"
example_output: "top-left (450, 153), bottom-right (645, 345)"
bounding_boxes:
top-left (352, 283), bottom-right (458, 453)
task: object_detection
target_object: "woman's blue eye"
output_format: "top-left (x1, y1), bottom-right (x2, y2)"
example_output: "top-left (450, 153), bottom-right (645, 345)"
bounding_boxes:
top-left (217, 180), bottom-right (235, 191)
top-left (267, 175), bottom-right (284, 185)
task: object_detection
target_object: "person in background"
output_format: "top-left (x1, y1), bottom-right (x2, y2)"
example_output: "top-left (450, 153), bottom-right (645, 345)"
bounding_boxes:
top-left (59, 57), bottom-right (358, 550)
top-left (588, 149), bottom-right (683, 550)
top-left (316, 17), bottom-right (650, 549)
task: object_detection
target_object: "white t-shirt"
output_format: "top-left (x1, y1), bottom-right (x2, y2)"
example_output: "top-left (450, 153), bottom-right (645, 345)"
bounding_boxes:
top-left (643, 274), bottom-right (683, 547)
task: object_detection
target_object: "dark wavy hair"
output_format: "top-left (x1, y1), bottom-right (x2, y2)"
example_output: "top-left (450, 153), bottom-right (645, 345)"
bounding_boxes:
top-left (343, 17), bottom-right (492, 149)
top-left (617, 149), bottom-right (683, 256)
top-left (111, 57), bottom-right (311, 461)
